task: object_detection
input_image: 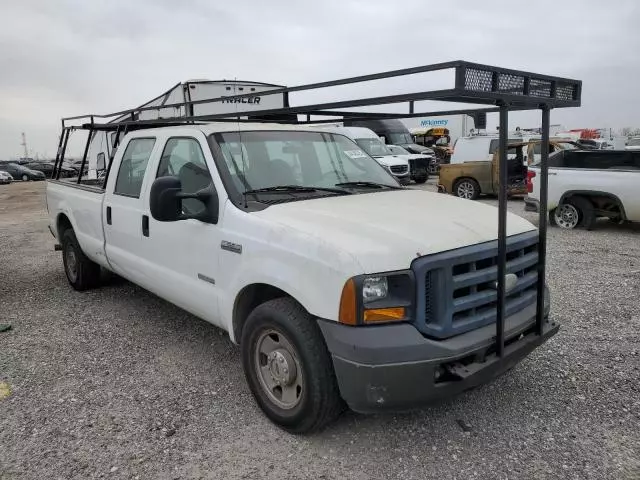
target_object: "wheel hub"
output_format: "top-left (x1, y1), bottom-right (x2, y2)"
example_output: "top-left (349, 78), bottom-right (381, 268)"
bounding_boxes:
top-left (65, 247), bottom-right (78, 281)
top-left (267, 349), bottom-right (296, 386)
top-left (458, 182), bottom-right (473, 198)
top-left (556, 204), bottom-right (579, 228)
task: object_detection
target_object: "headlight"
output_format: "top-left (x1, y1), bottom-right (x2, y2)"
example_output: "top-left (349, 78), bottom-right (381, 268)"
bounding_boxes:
top-left (339, 272), bottom-right (414, 325)
top-left (362, 276), bottom-right (388, 303)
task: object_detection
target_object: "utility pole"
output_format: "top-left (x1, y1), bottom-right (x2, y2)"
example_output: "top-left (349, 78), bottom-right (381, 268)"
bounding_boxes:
top-left (20, 132), bottom-right (29, 159)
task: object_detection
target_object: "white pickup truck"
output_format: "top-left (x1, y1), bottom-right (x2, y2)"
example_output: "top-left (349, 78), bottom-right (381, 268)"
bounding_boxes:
top-left (526, 149), bottom-right (640, 229)
top-left (47, 122), bottom-right (556, 432)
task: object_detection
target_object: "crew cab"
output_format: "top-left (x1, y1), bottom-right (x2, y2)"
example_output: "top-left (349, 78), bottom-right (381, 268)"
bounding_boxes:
top-left (47, 122), bottom-right (557, 432)
top-left (526, 149), bottom-right (640, 229)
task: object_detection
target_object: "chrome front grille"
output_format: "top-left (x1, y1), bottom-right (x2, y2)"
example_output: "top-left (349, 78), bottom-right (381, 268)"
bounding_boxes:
top-left (412, 231), bottom-right (539, 339)
top-left (390, 165), bottom-right (408, 174)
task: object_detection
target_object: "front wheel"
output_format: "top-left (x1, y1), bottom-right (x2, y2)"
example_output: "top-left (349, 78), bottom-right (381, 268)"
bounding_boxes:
top-left (413, 175), bottom-right (428, 184)
top-left (241, 298), bottom-right (343, 433)
top-left (22, 174), bottom-right (29, 181)
top-left (454, 178), bottom-right (480, 200)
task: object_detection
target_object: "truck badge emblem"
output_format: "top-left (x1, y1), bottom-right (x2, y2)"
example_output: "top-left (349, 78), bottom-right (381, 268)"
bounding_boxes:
top-left (493, 273), bottom-right (518, 293)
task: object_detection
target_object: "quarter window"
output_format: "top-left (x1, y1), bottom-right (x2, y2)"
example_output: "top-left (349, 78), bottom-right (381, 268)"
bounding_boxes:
top-left (114, 138), bottom-right (156, 198)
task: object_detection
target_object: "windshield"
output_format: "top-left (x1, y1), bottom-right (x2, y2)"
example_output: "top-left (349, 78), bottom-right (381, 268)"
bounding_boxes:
top-left (354, 138), bottom-right (392, 157)
top-left (386, 132), bottom-right (413, 145)
top-left (213, 131), bottom-right (399, 196)
top-left (628, 138), bottom-right (640, 146)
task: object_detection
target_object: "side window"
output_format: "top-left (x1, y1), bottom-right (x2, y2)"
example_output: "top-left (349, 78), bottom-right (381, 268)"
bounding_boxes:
top-left (565, 152), bottom-right (632, 169)
top-left (157, 138), bottom-right (213, 214)
top-left (114, 138), bottom-right (156, 198)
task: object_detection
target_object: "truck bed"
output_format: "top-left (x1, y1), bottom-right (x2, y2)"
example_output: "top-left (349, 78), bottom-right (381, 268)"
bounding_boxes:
top-left (46, 179), bottom-right (107, 268)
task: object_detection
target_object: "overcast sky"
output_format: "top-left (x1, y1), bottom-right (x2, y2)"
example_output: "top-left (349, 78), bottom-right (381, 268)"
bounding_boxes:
top-left (1, 0), bottom-right (638, 158)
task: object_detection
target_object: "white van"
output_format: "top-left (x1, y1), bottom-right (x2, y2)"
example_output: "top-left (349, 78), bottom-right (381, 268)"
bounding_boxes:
top-left (314, 126), bottom-right (411, 183)
top-left (451, 134), bottom-right (520, 164)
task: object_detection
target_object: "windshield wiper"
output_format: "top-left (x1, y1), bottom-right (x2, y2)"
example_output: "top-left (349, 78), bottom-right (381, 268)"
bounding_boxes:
top-left (334, 181), bottom-right (401, 190)
top-left (244, 185), bottom-right (351, 195)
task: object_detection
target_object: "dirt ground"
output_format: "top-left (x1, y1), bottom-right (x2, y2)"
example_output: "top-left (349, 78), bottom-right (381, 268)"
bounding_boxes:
top-left (1, 180), bottom-right (639, 479)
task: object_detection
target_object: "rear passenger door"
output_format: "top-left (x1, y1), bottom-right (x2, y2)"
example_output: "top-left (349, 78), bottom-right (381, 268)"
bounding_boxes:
top-left (104, 136), bottom-right (157, 284)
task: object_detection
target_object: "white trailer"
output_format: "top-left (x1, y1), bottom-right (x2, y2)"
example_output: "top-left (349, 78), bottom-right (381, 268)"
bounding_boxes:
top-left (84, 80), bottom-right (286, 176)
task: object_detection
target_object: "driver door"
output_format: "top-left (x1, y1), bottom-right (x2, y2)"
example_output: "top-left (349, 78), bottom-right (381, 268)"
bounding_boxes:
top-left (139, 134), bottom-right (223, 327)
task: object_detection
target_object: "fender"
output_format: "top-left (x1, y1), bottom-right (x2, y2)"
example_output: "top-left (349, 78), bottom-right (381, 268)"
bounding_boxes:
top-left (222, 253), bottom-right (356, 343)
top-left (559, 190), bottom-right (627, 220)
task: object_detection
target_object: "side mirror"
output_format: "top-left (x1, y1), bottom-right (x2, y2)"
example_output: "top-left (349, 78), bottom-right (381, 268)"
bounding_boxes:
top-left (149, 176), bottom-right (219, 223)
top-left (96, 152), bottom-right (106, 171)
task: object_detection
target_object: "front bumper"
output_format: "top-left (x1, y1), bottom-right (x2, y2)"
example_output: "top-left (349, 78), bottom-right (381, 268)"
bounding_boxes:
top-left (524, 197), bottom-right (540, 212)
top-left (437, 184), bottom-right (447, 193)
top-left (318, 302), bottom-right (558, 413)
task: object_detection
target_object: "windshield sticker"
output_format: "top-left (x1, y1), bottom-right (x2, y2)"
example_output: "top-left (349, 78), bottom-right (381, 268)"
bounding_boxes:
top-left (344, 149), bottom-right (367, 159)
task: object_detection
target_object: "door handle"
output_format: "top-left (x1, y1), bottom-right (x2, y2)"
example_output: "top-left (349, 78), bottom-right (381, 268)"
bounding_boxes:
top-left (142, 215), bottom-right (149, 237)
top-left (106, 206), bottom-right (112, 225)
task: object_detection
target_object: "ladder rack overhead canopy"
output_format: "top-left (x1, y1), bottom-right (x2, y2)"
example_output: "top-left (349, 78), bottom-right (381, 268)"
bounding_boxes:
top-left (62, 60), bottom-right (581, 131)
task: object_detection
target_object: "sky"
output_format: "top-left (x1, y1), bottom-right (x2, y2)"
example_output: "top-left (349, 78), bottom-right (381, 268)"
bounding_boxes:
top-left (1, 0), bottom-right (639, 159)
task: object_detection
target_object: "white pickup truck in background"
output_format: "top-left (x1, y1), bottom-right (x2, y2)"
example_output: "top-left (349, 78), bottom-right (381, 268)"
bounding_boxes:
top-left (47, 122), bottom-right (557, 432)
top-left (526, 149), bottom-right (640, 229)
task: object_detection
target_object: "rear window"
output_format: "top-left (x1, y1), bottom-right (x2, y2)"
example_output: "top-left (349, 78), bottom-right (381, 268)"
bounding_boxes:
top-left (564, 151), bottom-right (636, 169)
top-left (532, 151), bottom-right (639, 170)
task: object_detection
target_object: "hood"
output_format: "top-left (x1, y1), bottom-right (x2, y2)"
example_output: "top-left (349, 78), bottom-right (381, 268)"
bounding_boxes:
top-left (372, 154), bottom-right (409, 168)
top-left (401, 143), bottom-right (435, 155)
top-left (255, 189), bottom-right (536, 273)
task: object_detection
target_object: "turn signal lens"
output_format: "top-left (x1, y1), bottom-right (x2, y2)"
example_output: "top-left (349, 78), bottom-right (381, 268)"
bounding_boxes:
top-left (364, 307), bottom-right (406, 323)
top-left (338, 278), bottom-right (357, 325)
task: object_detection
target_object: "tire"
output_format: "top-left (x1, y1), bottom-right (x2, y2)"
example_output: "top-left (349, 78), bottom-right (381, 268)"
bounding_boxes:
top-left (414, 175), bottom-right (428, 184)
top-left (553, 196), bottom-right (595, 230)
top-left (61, 228), bottom-right (101, 290)
top-left (22, 174), bottom-right (29, 182)
top-left (240, 297), bottom-right (343, 433)
top-left (453, 178), bottom-right (480, 200)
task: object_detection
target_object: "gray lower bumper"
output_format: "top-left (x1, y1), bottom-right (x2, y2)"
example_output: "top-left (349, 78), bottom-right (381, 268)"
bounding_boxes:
top-left (318, 302), bottom-right (558, 413)
top-left (524, 197), bottom-right (540, 212)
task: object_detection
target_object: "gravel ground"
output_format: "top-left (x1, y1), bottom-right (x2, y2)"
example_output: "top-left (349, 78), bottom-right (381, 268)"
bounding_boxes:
top-left (1, 180), bottom-right (639, 480)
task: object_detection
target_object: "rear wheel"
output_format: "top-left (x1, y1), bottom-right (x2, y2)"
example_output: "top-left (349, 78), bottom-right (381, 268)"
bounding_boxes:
top-left (61, 228), bottom-right (101, 290)
top-left (22, 174), bottom-right (29, 181)
top-left (241, 298), bottom-right (343, 433)
top-left (454, 178), bottom-right (480, 200)
top-left (553, 197), bottom-right (595, 230)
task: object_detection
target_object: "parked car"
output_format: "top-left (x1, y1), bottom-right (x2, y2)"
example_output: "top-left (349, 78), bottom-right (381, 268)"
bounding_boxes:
top-left (312, 126), bottom-right (412, 184)
top-left (385, 145), bottom-right (431, 183)
top-left (0, 171), bottom-right (13, 184)
top-left (0, 163), bottom-right (46, 181)
top-left (450, 134), bottom-right (521, 164)
top-left (25, 161), bottom-right (76, 178)
top-left (625, 137), bottom-right (640, 151)
top-left (438, 142), bottom-right (534, 199)
top-left (526, 149), bottom-right (640, 229)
